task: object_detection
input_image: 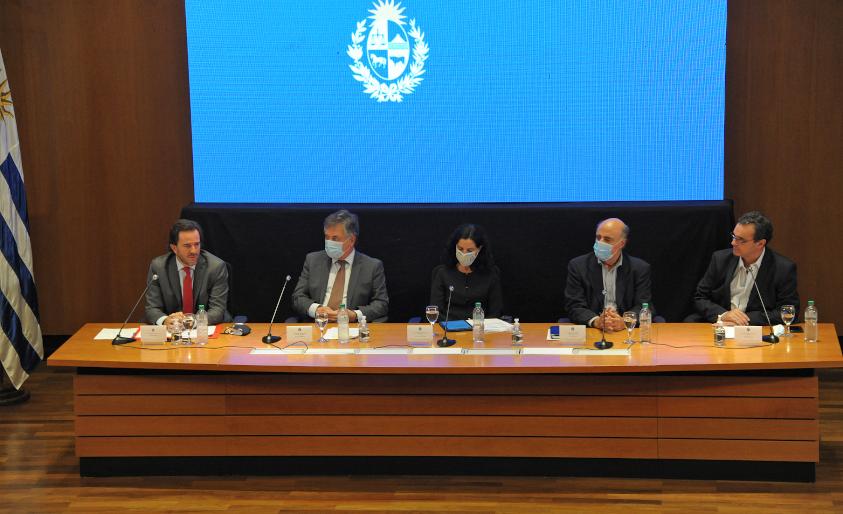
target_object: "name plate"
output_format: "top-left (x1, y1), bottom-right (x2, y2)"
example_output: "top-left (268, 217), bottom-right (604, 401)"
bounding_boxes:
top-left (733, 325), bottom-right (762, 344)
top-left (139, 325), bottom-right (166, 344)
top-left (407, 324), bottom-right (434, 343)
top-left (286, 325), bottom-right (313, 343)
top-left (556, 325), bottom-right (587, 344)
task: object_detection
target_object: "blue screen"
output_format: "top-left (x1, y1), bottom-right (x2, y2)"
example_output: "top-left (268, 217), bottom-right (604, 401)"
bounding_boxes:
top-left (185, 1), bottom-right (726, 203)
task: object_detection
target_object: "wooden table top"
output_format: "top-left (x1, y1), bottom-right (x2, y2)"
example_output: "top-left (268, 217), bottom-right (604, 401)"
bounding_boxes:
top-left (47, 322), bottom-right (843, 374)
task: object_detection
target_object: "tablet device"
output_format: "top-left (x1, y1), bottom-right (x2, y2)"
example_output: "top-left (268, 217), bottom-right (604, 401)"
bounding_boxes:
top-left (439, 320), bottom-right (472, 331)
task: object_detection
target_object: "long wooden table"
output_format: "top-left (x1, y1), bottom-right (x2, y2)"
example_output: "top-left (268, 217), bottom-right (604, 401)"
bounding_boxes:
top-left (48, 323), bottom-right (843, 478)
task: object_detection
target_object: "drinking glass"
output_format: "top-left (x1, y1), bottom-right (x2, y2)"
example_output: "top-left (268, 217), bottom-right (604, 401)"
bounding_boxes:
top-left (623, 311), bottom-right (638, 345)
top-left (780, 304), bottom-right (796, 337)
top-left (425, 305), bottom-right (439, 337)
top-left (169, 318), bottom-right (183, 345)
top-left (315, 312), bottom-right (329, 343)
top-left (181, 313), bottom-right (196, 345)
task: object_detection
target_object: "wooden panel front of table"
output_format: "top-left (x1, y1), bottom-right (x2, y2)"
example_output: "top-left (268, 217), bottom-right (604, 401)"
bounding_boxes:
top-left (49, 323), bottom-right (843, 467)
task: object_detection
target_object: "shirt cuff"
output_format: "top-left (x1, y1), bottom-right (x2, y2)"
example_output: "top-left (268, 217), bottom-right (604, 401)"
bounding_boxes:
top-left (354, 309), bottom-right (364, 323)
top-left (156, 315), bottom-right (167, 326)
top-left (307, 303), bottom-right (319, 319)
top-left (587, 316), bottom-right (599, 328)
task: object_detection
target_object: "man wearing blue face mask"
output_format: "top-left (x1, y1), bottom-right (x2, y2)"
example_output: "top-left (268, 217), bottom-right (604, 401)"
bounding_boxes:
top-left (564, 218), bottom-right (654, 330)
top-left (292, 209), bottom-right (390, 322)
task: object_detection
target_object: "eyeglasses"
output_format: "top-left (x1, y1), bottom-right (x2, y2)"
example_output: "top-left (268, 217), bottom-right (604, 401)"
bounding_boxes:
top-left (730, 233), bottom-right (754, 245)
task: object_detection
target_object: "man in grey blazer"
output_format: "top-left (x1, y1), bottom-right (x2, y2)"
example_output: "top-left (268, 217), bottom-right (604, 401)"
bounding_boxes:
top-left (292, 210), bottom-right (389, 322)
top-left (144, 219), bottom-right (231, 326)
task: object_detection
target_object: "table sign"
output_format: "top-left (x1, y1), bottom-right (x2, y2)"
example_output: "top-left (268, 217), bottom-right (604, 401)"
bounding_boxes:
top-left (407, 324), bottom-right (434, 343)
top-left (139, 325), bottom-right (166, 344)
top-left (733, 325), bottom-right (763, 345)
top-left (286, 326), bottom-right (313, 343)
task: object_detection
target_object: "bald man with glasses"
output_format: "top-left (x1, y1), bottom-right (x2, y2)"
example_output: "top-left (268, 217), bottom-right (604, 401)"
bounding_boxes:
top-left (689, 211), bottom-right (799, 325)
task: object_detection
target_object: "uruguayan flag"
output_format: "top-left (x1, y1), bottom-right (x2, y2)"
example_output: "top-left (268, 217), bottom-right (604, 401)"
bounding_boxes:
top-left (0, 49), bottom-right (43, 389)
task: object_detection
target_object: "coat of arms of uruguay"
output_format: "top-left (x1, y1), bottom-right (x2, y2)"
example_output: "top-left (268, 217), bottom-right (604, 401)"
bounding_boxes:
top-left (347, 0), bottom-right (428, 102)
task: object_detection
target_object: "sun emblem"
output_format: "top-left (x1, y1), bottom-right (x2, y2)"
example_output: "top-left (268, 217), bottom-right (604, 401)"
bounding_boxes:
top-left (347, 0), bottom-right (428, 102)
top-left (0, 79), bottom-right (13, 120)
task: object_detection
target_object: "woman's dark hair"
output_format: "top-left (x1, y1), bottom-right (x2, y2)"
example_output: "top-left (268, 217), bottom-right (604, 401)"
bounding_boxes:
top-left (442, 223), bottom-right (495, 271)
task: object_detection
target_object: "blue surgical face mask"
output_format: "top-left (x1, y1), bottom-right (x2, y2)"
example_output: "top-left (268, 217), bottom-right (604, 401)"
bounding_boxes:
top-left (593, 240), bottom-right (614, 262)
top-left (325, 239), bottom-right (345, 259)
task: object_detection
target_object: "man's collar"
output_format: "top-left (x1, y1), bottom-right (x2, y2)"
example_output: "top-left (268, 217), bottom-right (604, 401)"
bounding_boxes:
top-left (175, 256), bottom-right (196, 271)
top-left (600, 252), bottom-right (624, 270)
top-left (333, 249), bottom-right (356, 265)
top-left (739, 247), bottom-right (766, 269)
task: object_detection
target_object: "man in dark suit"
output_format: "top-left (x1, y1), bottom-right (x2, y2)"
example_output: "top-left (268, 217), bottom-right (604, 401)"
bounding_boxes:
top-left (565, 218), bottom-right (653, 330)
top-left (292, 210), bottom-right (389, 322)
top-left (691, 211), bottom-right (798, 325)
top-left (144, 219), bottom-right (231, 326)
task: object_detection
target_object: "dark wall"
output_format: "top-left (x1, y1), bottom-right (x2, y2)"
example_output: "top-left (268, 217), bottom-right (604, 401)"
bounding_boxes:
top-left (184, 202), bottom-right (732, 323)
top-left (1, 1), bottom-right (840, 333)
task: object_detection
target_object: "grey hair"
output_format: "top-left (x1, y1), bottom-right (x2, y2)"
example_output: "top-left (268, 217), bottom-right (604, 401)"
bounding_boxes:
top-left (596, 218), bottom-right (630, 239)
top-left (324, 209), bottom-right (359, 238)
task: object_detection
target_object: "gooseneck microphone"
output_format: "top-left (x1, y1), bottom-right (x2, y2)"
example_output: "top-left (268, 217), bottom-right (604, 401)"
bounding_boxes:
top-left (437, 285), bottom-right (456, 348)
top-left (593, 289), bottom-right (613, 350)
top-left (263, 275), bottom-right (292, 344)
top-left (113, 274), bottom-right (158, 345)
top-left (747, 266), bottom-right (779, 343)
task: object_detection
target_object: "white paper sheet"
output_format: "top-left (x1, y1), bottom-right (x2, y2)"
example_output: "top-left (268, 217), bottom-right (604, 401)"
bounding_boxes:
top-left (466, 318), bottom-right (513, 333)
top-left (411, 347), bottom-right (464, 355)
top-left (323, 327), bottom-right (360, 340)
top-left (94, 328), bottom-right (139, 340)
top-left (464, 348), bottom-right (518, 356)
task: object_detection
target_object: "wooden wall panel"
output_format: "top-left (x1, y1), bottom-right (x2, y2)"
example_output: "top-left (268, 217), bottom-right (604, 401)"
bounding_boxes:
top-left (0, 1), bottom-right (193, 334)
top-left (726, 0), bottom-right (843, 329)
top-left (1, 1), bottom-right (839, 333)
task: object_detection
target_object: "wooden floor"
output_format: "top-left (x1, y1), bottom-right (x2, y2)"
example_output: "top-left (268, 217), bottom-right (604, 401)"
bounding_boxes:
top-left (2, 366), bottom-right (843, 513)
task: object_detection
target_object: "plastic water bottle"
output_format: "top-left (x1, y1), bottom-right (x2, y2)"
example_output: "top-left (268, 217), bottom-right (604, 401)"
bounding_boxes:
top-left (358, 314), bottom-right (370, 343)
top-left (713, 314), bottom-right (725, 347)
top-left (195, 304), bottom-right (208, 346)
top-left (804, 300), bottom-right (818, 343)
top-left (639, 303), bottom-right (651, 344)
top-left (472, 302), bottom-right (485, 343)
top-left (511, 318), bottom-right (523, 346)
top-left (337, 303), bottom-right (350, 344)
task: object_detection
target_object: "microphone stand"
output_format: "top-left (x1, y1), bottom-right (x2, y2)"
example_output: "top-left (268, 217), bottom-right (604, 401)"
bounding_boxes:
top-left (593, 288), bottom-right (614, 350)
top-left (113, 274), bottom-right (158, 345)
top-left (437, 285), bottom-right (456, 347)
top-left (747, 266), bottom-right (779, 343)
top-left (263, 275), bottom-right (292, 344)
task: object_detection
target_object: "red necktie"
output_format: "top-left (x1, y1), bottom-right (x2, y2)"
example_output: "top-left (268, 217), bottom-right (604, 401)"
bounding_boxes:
top-left (182, 266), bottom-right (193, 314)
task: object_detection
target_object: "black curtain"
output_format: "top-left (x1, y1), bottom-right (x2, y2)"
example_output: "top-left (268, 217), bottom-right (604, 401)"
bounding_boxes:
top-left (183, 201), bottom-right (733, 323)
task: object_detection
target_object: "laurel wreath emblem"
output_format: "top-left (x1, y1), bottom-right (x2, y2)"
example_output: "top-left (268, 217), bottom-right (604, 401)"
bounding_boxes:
top-left (347, 19), bottom-right (428, 102)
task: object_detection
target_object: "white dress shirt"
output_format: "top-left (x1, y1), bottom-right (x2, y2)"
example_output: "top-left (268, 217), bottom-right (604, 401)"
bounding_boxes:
top-left (307, 250), bottom-right (364, 321)
top-left (730, 247), bottom-right (765, 312)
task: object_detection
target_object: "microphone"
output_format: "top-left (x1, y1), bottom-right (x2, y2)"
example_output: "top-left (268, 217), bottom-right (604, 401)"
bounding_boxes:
top-left (113, 274), bottom-right (158, 345)
top-left (263, 275), bottom-right (292, 344)
top-left (746, 266), bottom-right (779, 343)
top-left (437, 285), bottom-right (456, 347)
top-left (593, 289), bottom-right (613, 350)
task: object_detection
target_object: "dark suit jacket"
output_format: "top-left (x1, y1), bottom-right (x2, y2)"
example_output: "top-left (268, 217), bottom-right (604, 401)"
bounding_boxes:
top-left (144, 250), bottom-right (231, 325)
top-left (292, 250), bottom-right (389, 322)
top-left (693, 247), bottom-right (799, 325)
top-left (564, 252), bottom-right (654, 326)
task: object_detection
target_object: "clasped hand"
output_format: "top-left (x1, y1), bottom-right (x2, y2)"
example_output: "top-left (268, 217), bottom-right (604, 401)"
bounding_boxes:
top-left (316, 306), bottom-right (357, 322)
top-left (596, 308), bottom-right (625, 332)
